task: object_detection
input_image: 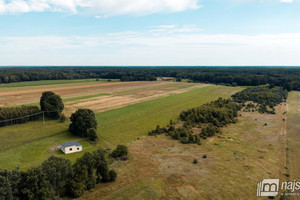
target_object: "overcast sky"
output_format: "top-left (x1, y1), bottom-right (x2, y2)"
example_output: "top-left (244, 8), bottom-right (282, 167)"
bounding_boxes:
top-left (0, 0), bottom-right (299, 66)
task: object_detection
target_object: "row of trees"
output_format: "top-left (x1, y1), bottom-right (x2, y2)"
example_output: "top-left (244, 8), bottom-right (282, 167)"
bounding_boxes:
top-left (0, 149), bottom-right (117, 200)
top-left (149, 98), bottom-right (241, 144)
top-left (0, 105), bottom-right (40, 127)
top-left (232, 86), bottom-right (287, 114)
top-left (1, 67), bottom-right (300, 90)
top-left (0, 91), bottom-right (65, 127)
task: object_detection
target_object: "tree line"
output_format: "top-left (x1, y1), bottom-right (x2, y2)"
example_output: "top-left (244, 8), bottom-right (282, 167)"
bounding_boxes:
top-left (148, 98), bottom-right (241, 144)
top-left (0, 67), bottom-right (300, 90)
top-left (0, 91), bottom-right (65, 127)
top-left (0, 149), bottom-right (117, 200)
top-left (0, 67), bottom-right (157, 84)
top-left (0, 105), bottom-right (40, 127)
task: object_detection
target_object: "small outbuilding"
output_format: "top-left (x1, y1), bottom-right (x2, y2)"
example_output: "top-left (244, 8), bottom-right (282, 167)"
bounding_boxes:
top-left (61, 141), bottom-right (82, 154)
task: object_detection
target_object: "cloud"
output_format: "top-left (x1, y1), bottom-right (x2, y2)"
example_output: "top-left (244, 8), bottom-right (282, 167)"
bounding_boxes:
top-left (1, 30), bottom-right (300, 66)
top-left (94, 14), bottom-right (109, 19)
top-left (230, 0), bottom-right (295, 3)
top-left (149, 24), bottom-right (203, 35)
top-left (0, 0), bottom-right (201, 15)
top-left (280, 0), bottom-right (294, 2)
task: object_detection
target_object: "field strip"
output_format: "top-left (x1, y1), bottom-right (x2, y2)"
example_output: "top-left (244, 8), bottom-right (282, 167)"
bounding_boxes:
top-left (66, 84), bottom-right (210, 114)
top-left (287, 91), bottom-right (300, 181)
top-left (0, 81), bottom-right (145, 97)
top-left (0, 81), bottom-right (186, 107)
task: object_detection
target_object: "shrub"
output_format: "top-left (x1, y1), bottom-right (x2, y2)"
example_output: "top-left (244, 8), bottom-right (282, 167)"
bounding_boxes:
top-left (87, 128), bottom-right (98, 141)
top-left (109, 170), bottom-right (117, 182)
top-left (193, 159), bottom-right (198, 164)
top-left (111, 145), bottom-right (128, 158)
top-left (202, 154), bottom-right (207, 159)
top-left (180, 137), bottom-right (189, 144)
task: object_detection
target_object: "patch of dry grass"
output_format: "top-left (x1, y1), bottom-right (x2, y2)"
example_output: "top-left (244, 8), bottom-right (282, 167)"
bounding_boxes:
top-left (78, 106), bottom-right (286, 200)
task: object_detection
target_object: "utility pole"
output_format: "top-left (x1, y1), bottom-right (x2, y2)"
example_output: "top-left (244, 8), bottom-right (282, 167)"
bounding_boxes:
top-left (43, 112), bottom-right (45, 125)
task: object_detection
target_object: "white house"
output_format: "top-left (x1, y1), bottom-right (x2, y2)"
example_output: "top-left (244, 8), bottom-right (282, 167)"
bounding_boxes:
top-left (61, 141), bottom-right (82, 154)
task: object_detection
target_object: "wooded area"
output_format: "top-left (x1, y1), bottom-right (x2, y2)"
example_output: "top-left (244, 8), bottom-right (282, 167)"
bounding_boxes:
top-left (0, 67), bottom-right (300, 90)
top-left (0, 149), bottom-right (117, 199)
top-left (149, 98), bottom-right (241, 144)
top-left (232, 86), bottom-right (287, 114)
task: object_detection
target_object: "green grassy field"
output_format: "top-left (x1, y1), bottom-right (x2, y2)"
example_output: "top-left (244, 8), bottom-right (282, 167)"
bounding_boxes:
top-left (96, 85), bottom-right (241, 148)
top-left (63, 93), bottom-right (110, 103)
top-left (0, 84), bottom-right (241, 170)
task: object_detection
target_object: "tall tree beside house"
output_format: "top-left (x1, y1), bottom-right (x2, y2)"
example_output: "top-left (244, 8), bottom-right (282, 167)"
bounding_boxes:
top-left (66, 162), bottom-right (88, 198)
top-left (69, 109), bottom-right (97, 138)
top-left (76, 152), bottom-right (97, 190)
top-left (41, 156), bottom-right (73, 196)
top-left (93, 149), bottom-right (110, 183)
top-left (0, 169), bottom-right (20, 200)
top-left (18, 167), bottom-right (55, 200)
top-left (40, 91), bottom-right (64, 119)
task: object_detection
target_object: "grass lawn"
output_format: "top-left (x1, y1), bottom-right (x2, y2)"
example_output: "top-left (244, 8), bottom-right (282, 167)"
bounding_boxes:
top-left (0, 85), bottom-right (241, 170)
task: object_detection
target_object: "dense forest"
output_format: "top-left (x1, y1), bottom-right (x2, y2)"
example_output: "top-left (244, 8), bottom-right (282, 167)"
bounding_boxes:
top-left (0, 148), bottom-right (117, 199)
top-left (149, 98), bottom-right (241, 144)
top-left (0, 67), bottom-right (300, 90)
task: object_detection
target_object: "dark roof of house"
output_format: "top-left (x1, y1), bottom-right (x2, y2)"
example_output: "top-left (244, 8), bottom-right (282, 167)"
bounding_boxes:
top-left (61, 141), bottom-right (82, 148)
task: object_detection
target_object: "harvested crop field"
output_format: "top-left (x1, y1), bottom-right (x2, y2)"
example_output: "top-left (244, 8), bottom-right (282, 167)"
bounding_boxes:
top-left (0, 80), bottom-right (209, 115)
